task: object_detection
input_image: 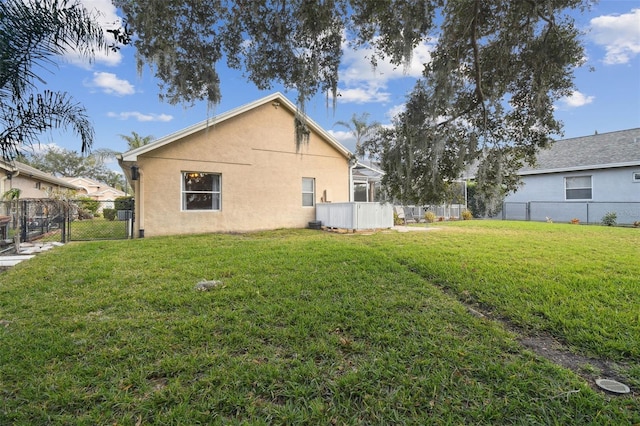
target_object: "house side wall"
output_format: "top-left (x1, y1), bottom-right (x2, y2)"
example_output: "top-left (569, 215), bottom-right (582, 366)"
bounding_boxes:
top-left (134, 102), bottom-right (350, 236)
top-left (505, 167), bottom-right (640, 203)
top-left (3, 174), bottom-right (67, 198)
top-left (503, 166), bottom-right (640, 223)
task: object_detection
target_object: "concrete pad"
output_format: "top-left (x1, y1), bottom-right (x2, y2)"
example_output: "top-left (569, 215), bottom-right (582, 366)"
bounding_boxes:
top-left (0, 255), bottom-right (35, 267)
top-left (393, 225), bottom-right (442, 232)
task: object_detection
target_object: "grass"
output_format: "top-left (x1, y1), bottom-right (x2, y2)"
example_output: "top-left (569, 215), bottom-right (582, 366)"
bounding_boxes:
top-left (0, 222), bottom-right (638, 424)
top-left (66, 217), bottom-right (131, 240)
top-left (32, 218), bottom-right (131, 243)
top-left (395, 221), bottom-right (640, 361)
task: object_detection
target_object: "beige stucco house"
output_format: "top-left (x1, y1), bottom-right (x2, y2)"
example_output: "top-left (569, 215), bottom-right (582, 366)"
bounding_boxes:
top-left (118, 93), bottom-right (354, 237)
top-left (0, 160), bottom-right (78, 198)
top-left (61, 176), bottom-right (126, 203)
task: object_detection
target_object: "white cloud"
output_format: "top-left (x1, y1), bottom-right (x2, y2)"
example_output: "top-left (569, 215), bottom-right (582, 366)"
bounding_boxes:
top-left (326, 129), bottom-right (353, 144)
top-left (590, 8), bottom-right (640, 65)
top-left (386, 104), bottom-right (406, 120)
top-left (337, 88), bottom-right (391, 104)
top-left (337, 38), bottom-right (434, 104)
top-left (62, 0), bottom-right (124, 67)
top-left (19, 142), bottom-right (61, 155)
top-left (340, 39), bottom-right (432, 86)
top-left (326, 129), bottom-right (356, 153)
top-left (559, 91), bottom-right (595, 108)
top-left (107, 112), bottom-right (174, 122)
top-left (85, 72), bottom-right (135, 95)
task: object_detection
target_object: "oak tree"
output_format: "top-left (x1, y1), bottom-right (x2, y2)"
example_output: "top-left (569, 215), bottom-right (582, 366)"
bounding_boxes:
top-left (115, 0), bottom-right (588, 206)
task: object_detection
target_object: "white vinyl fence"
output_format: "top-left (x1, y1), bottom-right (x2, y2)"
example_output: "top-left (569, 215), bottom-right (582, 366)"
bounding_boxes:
top-left (315, 202), bottom-right (393, 230)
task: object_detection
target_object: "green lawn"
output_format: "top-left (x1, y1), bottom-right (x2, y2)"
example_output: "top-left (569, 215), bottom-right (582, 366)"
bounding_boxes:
top-left (34, 218), bottom-right (131, 242)
top-left (67, 217), bottom-right (131, 240)
top-left (0, 221), bottom-right (638, 424)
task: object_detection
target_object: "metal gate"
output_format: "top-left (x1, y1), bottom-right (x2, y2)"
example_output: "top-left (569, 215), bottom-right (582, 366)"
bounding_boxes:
top-left (1, 198), bottom-right (134, 244)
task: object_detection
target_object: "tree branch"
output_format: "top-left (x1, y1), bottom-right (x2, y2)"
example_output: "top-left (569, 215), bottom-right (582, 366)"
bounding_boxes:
top-left (470, 0), bottom-right (487, 132)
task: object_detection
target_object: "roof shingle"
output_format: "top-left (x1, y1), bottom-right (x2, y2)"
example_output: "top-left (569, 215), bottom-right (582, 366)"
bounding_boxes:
top-left (521, 128), bottom-right (640, 173)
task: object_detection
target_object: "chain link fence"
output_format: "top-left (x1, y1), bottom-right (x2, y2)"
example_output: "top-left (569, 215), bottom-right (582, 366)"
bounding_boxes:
top-left (501, 201), bottom-right (640, 225)
top-left (1, 198), bottom-right (133, 250)
top-left (396, 204), bottom-right (467, 222)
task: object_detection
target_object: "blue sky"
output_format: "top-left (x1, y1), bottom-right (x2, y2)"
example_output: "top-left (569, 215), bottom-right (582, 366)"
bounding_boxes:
top-left (33, 1), bottom-right (640, 165)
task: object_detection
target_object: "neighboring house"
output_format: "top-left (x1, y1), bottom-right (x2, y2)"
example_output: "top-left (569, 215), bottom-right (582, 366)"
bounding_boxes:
top-left (499, 128), bottom-right (640, 224)
top-left (118, 93), bottom-right (354, 237)
top-left (0, 160), bottom-right (78, 198)
top-left (61, 177), bottom-right (126, 205)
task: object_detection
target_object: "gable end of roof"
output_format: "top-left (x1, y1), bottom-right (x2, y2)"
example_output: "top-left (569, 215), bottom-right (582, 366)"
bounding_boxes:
top-left (119, 93), bottom-right (352, 162)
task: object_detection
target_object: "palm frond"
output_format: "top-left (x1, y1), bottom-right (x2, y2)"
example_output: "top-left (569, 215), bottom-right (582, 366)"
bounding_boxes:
top-left (0, 90), bottom-right (94, 159)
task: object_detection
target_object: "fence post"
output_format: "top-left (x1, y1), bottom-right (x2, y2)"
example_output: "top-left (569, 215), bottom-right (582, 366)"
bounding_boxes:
top-left (130, 199), bottom-right (135, 239)
top-left (60, 203), bottom-right (67, 243)
top-left (20, 200), bottom-right (27, 242)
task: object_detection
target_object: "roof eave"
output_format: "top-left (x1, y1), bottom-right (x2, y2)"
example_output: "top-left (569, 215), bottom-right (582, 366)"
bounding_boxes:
top-left (519, 161), bottom-right (640, 176)
top-left (120, 92), bottom-right (353, 162)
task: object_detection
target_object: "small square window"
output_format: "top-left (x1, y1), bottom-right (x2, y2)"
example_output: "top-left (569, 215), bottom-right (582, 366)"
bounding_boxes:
top-left (633, 172), bottom-right (640, 182)
top-left (565, 176), bottom-right (592, 200)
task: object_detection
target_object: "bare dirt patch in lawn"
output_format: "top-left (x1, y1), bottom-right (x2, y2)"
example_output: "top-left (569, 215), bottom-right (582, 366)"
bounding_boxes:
top-left (466, 304), bottom-right (636, 397)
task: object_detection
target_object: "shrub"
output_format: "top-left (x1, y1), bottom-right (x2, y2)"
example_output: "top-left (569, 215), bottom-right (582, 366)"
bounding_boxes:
top-left (103, 208), bottom-right (117, 221)
top-left (570, 218), bottom-right (580, 224)
top-left (633, 221), bottom-right (640, 228)
top-left (461, 209), bottom-right (473, 220)
top-left (77, 196), bottom-right (99, 215)
top-left (77, 208), bottom-right (94, 220)
top-left (393, 211), bottom-right (403, 225)
top-left (601, 211), bottom-right (617, 226)
top-left (424, 211), bottom-right (436, 223)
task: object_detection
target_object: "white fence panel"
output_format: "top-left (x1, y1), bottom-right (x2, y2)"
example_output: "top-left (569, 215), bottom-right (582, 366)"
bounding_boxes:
top-left (316, 203), bottom-right (393, 230)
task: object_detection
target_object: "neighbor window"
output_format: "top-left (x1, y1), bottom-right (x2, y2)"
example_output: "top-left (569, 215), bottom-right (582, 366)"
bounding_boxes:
top-left (633, 172), bottom-right (640, 182)
top-left (182, 172), bottom-right (221, 210)
top-left (565, 175), bottom-right (592, 200)
top-left (302, 177), bottom-right (315, 207)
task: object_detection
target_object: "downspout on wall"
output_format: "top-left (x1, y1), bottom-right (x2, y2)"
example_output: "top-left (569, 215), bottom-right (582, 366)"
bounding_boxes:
top-left (136, 168), bottom-right (144, 238)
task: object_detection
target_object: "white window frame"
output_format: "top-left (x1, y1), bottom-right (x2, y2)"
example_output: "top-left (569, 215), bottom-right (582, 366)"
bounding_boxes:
top-left (564, 175), bottom-right (592, 200)
top-left (633, 171), bottom-right (640, 182)
top-left (181, 172), bottom-right (221, 211)
top-left (302, 177), bottom-right (315, 207)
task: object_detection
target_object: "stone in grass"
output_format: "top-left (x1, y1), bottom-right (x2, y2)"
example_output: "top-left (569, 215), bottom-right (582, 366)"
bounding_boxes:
top-left (194, 280), bottom-right (223, 291)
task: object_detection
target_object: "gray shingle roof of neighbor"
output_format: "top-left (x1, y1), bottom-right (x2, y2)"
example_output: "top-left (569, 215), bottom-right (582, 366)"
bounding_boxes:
top-left (464, 128), bottom-right (640, 178)
top-left (520, 127), bottom-right (640, 175)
